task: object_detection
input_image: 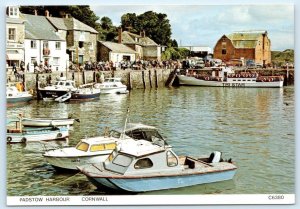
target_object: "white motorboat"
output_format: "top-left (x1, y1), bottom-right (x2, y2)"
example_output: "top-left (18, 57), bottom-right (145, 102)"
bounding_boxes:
top-left (177, 66), bottom-right (284, 88)
top-left (6, 83), bottom-right (33, 107)
top-left (95, 78), bottom-right (128, 94)
top-left (43, 136), bottom-right (118, 170)
top-left (43, 123), bottom-right (167, 170)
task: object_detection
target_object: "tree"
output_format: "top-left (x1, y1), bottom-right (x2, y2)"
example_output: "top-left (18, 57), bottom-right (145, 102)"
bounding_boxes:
top-left (121, 11), bottom-right (172, 46)
top-left (19, 6), bottom-right (99, 30)
top-left (98, 16), bottom-right (118, 41)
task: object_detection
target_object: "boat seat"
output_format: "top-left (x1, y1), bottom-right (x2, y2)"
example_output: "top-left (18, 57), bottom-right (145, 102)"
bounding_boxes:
top-left (184, 157), bottom-right (195, 169)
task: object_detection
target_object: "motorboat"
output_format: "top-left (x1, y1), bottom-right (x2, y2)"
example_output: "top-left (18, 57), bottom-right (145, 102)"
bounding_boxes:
top-left (70, 83), bottom-right (101, 101)
top-left (21, 117), bottom-right (77, 127)
top-left (177, 66), bottom-right (284, 88)
top-left (6, 83), bottom-right (33, 107)
top-left (78, 138), bottom-right (237, 192)
top-left (95, 78), bottom-right (128, 94)
top-left (43, 123), bottom-right (167, 170)
top-left (38, 77), bottom-right (77, 100)
top-left (43, 136), bottom-right (118, 170)
top-left (6, 117), bottom-right (69, 143)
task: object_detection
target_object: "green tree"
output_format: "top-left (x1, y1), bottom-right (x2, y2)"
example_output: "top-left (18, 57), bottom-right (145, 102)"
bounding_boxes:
top-left (19, 6), bottom-right (99, 30)
top-left (98, 16), bottom-right (118, 41)
top-left (121, 11), bottom-right (172, 46)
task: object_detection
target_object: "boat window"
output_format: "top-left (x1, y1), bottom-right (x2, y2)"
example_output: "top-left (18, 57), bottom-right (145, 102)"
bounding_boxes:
top-left (105, 143), bottom-right (116, 150)
top-left (65, 82), bottom-right (71, 86)
top-left (167, 151), bottom-right (178, 167)
top-left (237, 80), bottom-right (241, 81)
top-left (126, 130), bottom-right (145, 140)
top-left (134, 158), bottom-right (153, 169)
top-left (112, 154), bottom-right (133, 167)
top-left (76, 142), bottom-right (89, 152)
top-left (247, 80), bottom-right (251, 81)
top-left (90, 144), bottom-right (105, 152)
top-left (54, 81), bottom-right (59, 85)
top-left (233, 79), bottom-right (236, 81)
top-left (59, 82), bottom-right (64, 85)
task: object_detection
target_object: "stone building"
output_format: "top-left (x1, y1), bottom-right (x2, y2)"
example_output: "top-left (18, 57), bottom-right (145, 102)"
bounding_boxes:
top-left (98, 41), bottom-right (136, 63)
top-left (117, 29), bottom-right (161, 61)
top-left (47, 13), bottom-right (98, 64)
top-left (6, 6), bottom-right (25, 70)
top-left (214, 31), bottom-right (271, 66)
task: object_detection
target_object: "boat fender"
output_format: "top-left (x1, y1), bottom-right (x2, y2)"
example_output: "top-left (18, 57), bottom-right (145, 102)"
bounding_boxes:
top-left (29, 89), bottom-right (34, 95)
top-left (7, 136), bottom-right (12, 143)
top-left (57, 133), bottom-right (63, 138)
top-left (209, 151), bottom-right (222, 163)
top-left (21, 137), bottom-right (27, 143)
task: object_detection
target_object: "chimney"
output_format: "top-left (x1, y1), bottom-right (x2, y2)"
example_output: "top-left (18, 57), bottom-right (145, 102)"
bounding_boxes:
top-left (65, 14), bottom-right (69, 18)
top-left (142, 30), bottom-right (146, 38)
top-left (45, 10), bottom-right (49, 17)
top-left (118, 27), bottom-right (122, 44)
top-left (34, 9), bottom-right (38, 16)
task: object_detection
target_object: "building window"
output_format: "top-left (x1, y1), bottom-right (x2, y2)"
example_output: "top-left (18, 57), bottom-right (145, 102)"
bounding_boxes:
top-left (222, 49), bottom-right (227, 55)
top-left (53, 57), bottom-right (60, 65)
top-left (43, 41), bottom-right (49, 49)
top-left (30, 57), bottom-right (37, 65)
top-left (79, 41), bottom-right (84, 48)
top-left (9, 7), bottom-right (18, 17)
top-left (8, 28), bottom-right (16, 41)
top-left (134, 158), bottom-right (153, 169)
top-left (31, 40), bottom-right (37, 49)
top-left (55, 42), bottom-right (61, 50)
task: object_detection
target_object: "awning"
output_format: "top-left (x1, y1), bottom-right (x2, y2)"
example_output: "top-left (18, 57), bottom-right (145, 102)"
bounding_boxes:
top-left (6, 50), bottom-right (23, 60)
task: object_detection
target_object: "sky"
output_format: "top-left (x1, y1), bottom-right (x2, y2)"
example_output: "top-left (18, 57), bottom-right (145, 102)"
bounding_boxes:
top-left (91, 4), bottom-right (294, 51)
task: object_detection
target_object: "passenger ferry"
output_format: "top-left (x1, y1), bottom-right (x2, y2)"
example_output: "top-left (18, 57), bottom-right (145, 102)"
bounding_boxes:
top-left (177, 67), bottom-right (284, 88)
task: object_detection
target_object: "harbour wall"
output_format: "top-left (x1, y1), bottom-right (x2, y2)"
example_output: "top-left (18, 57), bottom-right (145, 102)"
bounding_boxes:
top-left (7, 68), bottom-right (294, 94)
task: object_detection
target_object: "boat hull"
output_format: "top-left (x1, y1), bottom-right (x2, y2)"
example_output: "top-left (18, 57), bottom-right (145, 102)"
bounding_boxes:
top-left (38, 89), bottom-right (71, 100)
top-left (177, 75), bottom-right (284, 88)
top-left (100, 87), bottom-right (127, 94)
top-left (22, 118), bottom-right (75, 127)
top-left (7, 95), bottom-right (33, 107)
top-left (6, 128), bottom-right (69, 143)
top-left (71, 92), bottom-right (101, 100)
top-left (43, 153), bottom-right (110, 170)
top-left (86, 168), bottom-right (236, 192)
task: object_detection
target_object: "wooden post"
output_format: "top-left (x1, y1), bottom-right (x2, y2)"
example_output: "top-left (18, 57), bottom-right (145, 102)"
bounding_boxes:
top-left (149, 69), bottom-right (152, 88)
top-left (142, 70), bottom-right (146, 89)
top-left (128, 71), bottom-right (132, 90)
top-left (155, 69), bottom-right (158, 88)
top-left (36, 73), bottom-right (41, 100)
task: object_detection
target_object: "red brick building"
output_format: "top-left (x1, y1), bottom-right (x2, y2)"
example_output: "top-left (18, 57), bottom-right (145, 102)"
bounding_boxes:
top-left (214, 31), bottom-right (271, 66)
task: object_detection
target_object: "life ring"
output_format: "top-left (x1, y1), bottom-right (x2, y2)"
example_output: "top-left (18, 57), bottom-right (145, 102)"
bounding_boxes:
top-left (7, 136), bottom-right (12, 143)
top-left (21, 137), bottom-right (27, 143)
top-left (57, 133), bottom-right (63, 138)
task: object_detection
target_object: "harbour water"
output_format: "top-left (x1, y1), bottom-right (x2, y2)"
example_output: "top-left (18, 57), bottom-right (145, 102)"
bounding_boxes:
top-left (6, 86), bottom-right (295, 196)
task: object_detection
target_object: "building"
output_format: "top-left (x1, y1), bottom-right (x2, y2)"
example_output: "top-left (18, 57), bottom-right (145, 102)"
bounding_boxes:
top-left (214, 31), bottom-right (271, 66)
top-left (6, 6), bottom-right (25, 70)
top-left (117, 29), bottom-right (161, 61)
top-left (98, 41), bottom-right (136, 63)
top-left (22, 12), bottom-right (68, 72)
top-left (47, 14), bottom-right (98, 64)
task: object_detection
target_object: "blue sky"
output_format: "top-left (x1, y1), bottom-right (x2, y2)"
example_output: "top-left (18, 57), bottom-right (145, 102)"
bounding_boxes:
top-left (91, 4), bottom-right (294, 51)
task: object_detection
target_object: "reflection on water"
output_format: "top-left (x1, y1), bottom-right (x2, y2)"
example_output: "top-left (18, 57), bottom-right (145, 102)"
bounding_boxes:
top-left (6, 87), bottom-right (294, 195)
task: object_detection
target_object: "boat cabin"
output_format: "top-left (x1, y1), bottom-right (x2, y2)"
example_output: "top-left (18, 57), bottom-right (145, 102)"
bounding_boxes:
top-left (104, 139), bottom-right (181, 175)
top-left (109, 123), bottom-right (167, 147)
top-left (52, 80), bottom-right (76, 89)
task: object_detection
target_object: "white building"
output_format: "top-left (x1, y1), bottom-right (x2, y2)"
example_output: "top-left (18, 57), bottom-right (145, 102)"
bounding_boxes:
top-left (22, 13), bottom-right (68, 72)
top-left (6, 6), bottom-right (25, 70)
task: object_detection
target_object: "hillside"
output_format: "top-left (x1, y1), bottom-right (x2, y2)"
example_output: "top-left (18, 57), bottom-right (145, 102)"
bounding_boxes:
top-left (271, 49), bottom-right (294, 67)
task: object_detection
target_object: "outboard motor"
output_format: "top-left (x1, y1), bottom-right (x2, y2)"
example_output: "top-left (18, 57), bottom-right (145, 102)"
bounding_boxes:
top-left (208, 151), bottom-right (222, 163)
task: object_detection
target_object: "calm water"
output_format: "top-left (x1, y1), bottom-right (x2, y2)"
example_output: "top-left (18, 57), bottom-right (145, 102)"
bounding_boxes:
top-left (6, 86), bottom-right (295, 195)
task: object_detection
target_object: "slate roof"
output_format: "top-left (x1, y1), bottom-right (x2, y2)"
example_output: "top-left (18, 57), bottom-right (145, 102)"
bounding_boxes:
top-left (227, 31), bottom-right (268, 49)
top-left (22, 14), bottom-right (63, 41)
top-left (100, 41), bottom-right (136, 54)
top-left (47, 16), bottom-right (98, 34)
top-left (118, 31), bottom-right (158, 46)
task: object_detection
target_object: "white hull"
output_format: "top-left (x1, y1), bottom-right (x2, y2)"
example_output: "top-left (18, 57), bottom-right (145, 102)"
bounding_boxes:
top-left (178, 75), bottom-right (284, 88)
top-left (44, 153), bottom-right (111, 170)
top-left (22, 118), bottom-right (75, 127)
top-left (7, 129), bottom-right (69, 143)
top-left (100, 87), bottom-right (127, 94)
